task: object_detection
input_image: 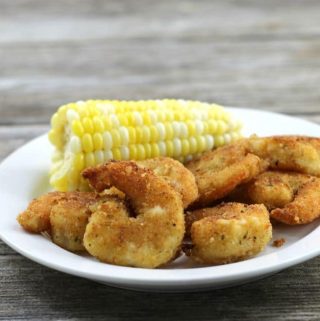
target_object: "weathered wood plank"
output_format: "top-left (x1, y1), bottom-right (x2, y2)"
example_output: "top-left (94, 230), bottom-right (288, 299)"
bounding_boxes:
top-left (0, 248), bottom-right (320, 321)
top-left (1, 0), bottom-right (320, 44)
top-left (1, 40), bottom-right (320, 124)
top-left (0, 125), bottom-right (48, 159)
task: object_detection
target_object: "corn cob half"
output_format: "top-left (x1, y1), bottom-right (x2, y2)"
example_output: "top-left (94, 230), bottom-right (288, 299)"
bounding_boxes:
top-left (48, 99), bottom-right (242, 191)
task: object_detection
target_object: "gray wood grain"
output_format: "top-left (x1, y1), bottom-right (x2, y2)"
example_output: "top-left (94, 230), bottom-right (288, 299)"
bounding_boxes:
top-left (1, 0), bottom-right (320, 320)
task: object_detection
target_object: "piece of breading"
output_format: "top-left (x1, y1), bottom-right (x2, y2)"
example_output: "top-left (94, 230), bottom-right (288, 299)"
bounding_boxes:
top-left (137, 157), bottom-right (198, 208)
top-left (186, 144), bottom-right (268, 207)
top-left (184, 203), bottom-right (272, 264)
top-left (243, 135), bottom-right (320, 176)
top-left (241, 171), bottom-right (320, 225)
top-left (83, 161), bottom-right (185, 268)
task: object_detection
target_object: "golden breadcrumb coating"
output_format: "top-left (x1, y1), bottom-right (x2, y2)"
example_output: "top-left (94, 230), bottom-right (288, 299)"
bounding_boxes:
top-left (184, 203), bottom-right (272, 264)
top-left (137, 157), bottom-right (198, 208)
top-left (244, 171), bottom-right (320, 225)
top-left (243, 135), bottom-right (320, 176)
top-left (186, 144), bottom-right (268, 207)
top-left (83, 161), bottom-right (185, 268)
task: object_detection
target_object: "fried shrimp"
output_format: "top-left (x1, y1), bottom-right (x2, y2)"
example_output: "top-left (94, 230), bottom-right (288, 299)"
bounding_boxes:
top-left (184, 203), bottom-right (272, 264)
top-left (82, 161), bottom-right (185, 268)
top-left (49, 193), bottom-right (117, 252)
top-left (17, 191), bottom-right (113, 252)
top-left (137, 157), bottom-right (198, 208)
top-left (17, 191), bottom-right (71, 233)
top-left (243, 135), bottom-right (320, 176)
top-left (244, 171), bottom-right (320, 225)
top-left (186, 144), bottom-right (268, 207)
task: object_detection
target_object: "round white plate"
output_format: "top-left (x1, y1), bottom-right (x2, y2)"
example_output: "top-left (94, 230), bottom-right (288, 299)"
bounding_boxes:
top-left (1, 108), bottom-right (320, 292)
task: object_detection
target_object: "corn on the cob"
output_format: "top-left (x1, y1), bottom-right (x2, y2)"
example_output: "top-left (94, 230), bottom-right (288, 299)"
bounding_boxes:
top-left (48, 99), bottom-right (242, 191)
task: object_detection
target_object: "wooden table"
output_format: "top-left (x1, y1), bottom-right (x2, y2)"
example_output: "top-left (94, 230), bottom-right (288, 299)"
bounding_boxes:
top-left (1, 0), bottom-right (320, 320)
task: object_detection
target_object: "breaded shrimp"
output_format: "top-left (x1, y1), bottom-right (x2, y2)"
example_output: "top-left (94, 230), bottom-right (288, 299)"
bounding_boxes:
top-left (244, 171), bottom-right (320, 225)
top-left (49, 194), bottom-right (120, 252)
top-left (83, 157), bottom-right (198, 209)
top-left (186, 144), bottom-right (268, 207)
top-left (184, 203), bottom-right (272, 264)
top-left (83, 161), bottom-right (185, 268)
top-left (137, 157), bottom-right (198, 208)
top-left (243, 135), bottom-right (320, 176)
top-left (17, 191), bottom-right (113, 252)
top-left (17, 191), bottom-right (75, 233)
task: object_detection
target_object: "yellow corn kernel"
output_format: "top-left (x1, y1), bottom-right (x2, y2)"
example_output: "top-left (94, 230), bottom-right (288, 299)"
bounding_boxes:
top-left (93, 117), bottom-right (104, 132)
top-left (129, 144), bottom-right (137, 159)
top-left (128, 127), bottom-right (136, 144)
top-left (85, 152), bottom-right (95, 167)
top-left (74, 154), bottom-right (85, 171)
top-left (136, 144), bottom-right (146, 160)
top-left (93, 133), bottom-right (103, 150)
top-left (82, 134), bottom-right (94, 153)
top-left (72, 120), bottom-right (84, 136)
top-left (82, 117), bottom-right (94, 134)
top-left (110, 129), bottom-right (121, 147)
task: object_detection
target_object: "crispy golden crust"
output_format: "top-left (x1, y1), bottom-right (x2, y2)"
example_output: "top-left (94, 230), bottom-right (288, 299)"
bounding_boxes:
top-left (83, 161), bottom-right (185, 268)
top-left (17, 191), bottom-right (70, 233)
top-left (186, 144), bottom-right (268, 207)
top-left (83, 157), bottom-right (198, 209)
top-left (243, 171), bottom-right (320, 225)
top-left (49, 193), bottom-right (110, 252)
top-left (17, 191), bottom-right (116, 252)
top-left (137, 157), bottom-right (198, 208)
top-left (184, 203), bottom-right (272, 264)
top-left (243, 135), bottom-right (320, 176)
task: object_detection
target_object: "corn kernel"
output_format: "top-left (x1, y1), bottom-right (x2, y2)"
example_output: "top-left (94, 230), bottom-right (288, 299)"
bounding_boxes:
top-left (181, 139), bottom-right (190, 156)
top-left (110, 129), bottom-right (121, 147)
top-left (189, 137), bottom-right (197, 154)
top-left (156, 123), bottom-right (166, 140)
top-left (93, 133), bottom-right (103, 150)
top-left (158, 141), bottom-right (166, 156)
top-left (164, 123), bottom-right (174, 140)
top-left (149, 125), bottom-right (159, 142)
top-left (82, 134), bottom-right (93, 153)
top-left (85, 152), bottom-right (95, 167)
top-left (119, 127), bottom-right (129, 145)
top-left (129, 144), bottom-right (137, 159)
top-left (112, 148), bottom-right (122, 160)
top-left (151, 143), bottom-right (160, 157)
top-left (82, 117), bottom-right (94, 134)
top-left (72, 120), bottom-right (84, 136)
top-left (94, 150), bottom-right (104, 164)
top-left (136, 144), bottom-right (146, 160)
top-left (186, 121), bottom-right (196, 137)
top-left (196, 136), bottom-right (206, 152)
top-left (135, 127), bottom-right (143, 144)
top-left (120, 146), bottom-right (130, 160)
top-left (93, 117), bottom-right (104, 132)
top-left (103, 132), bottom-right (113, 150)
top-left (173, 138), bottom-right (182, 157)
top-left (103, 117), bottom-right (112, 130)
top-left (104, 150), bottom-right (113, 161)
top-left (128, 127), bottom-right (136, 144)
top-left (165, 141), bottom-right (174, 157)
top-left (144, 143), bottom-right (152, 158)
top-left (141, 126), bottom-right (151, 143)
top-left (70, 136), bottom-right (82, 153)
top-left (215, 135), bottom-right (225, 147)
top-left (74, 154), bottom-right (84, 171)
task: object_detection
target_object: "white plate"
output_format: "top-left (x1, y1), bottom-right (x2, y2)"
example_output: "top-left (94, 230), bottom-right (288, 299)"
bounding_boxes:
top-left (1, 108), bottom-right (320, 292)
